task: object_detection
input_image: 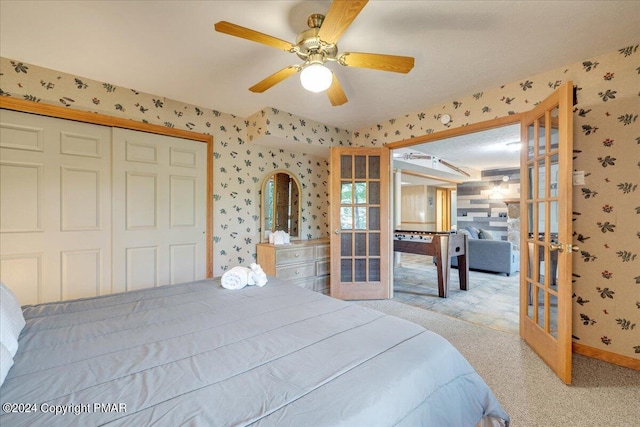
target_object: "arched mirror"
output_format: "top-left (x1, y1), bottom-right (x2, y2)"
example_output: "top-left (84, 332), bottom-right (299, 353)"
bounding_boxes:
top-left (261, 170), bottom-right (301, 241)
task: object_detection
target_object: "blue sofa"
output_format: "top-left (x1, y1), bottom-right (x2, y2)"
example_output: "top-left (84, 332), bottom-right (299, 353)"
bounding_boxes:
top-left (451, 238), bottom-right (520, 276)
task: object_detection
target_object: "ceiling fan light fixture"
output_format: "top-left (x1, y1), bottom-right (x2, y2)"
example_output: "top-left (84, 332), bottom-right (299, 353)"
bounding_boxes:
top-left (300, 63), bottom-right (332, 93)
top-left (215, 1), bottom-right (415, 105)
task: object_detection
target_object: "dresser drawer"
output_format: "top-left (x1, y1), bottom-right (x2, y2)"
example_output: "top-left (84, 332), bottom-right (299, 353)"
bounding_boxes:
top-left (291, 276), bottom-right (329, 293)
top-left (276, 262), bottom-right (316, 280)
top-left (316, 259), bottom-right (330, 276)
top-left (256, 239), bottom-right (330, 294)
top-left (314, 276), bottom-right (330, 294)
top-left (275, 247), bottom-right (315, 265)
top-left (315, 244), bottom-right (330, 259)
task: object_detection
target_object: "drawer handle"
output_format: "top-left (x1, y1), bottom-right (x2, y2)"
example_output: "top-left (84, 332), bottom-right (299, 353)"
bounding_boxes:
top-left (295, 270), bottom-right (300, 275)
top-left (295, 253), bottom-right (300, 257)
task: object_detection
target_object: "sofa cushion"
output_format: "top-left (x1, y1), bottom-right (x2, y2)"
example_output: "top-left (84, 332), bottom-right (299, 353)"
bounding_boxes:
top-left (464, 226), bottom-right (480, 239)
top-left (478, 229), bottom-right (495, 240)
top-left (459, 228), bottom-right (473, 239)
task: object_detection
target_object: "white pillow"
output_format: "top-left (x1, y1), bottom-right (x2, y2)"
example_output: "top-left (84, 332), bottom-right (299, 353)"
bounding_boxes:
top-left (0, 283), bottom-right (25, 357)
top-left (1, 308), bottom-right (20, 357)
top-left (0, 341), bottom-right (14, 387)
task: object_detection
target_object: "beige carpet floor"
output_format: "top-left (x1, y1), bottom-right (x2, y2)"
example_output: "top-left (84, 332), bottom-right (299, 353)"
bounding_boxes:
top-left (355, 299), bottom-right (640, 427)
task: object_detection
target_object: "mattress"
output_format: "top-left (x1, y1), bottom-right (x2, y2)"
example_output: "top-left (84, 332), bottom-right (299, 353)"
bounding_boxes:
top-left (0, 277), bottom-right (509, 426)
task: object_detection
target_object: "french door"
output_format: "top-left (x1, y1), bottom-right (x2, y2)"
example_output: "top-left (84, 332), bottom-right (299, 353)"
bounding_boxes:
top-left (520, 82), bottom-right (575, 384)
top-left (330, 147), bottom-right (390, 300)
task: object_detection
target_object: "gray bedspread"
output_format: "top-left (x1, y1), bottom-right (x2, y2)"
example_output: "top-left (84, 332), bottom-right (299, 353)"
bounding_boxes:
top-left (1, 278), bottom-right (509, 426)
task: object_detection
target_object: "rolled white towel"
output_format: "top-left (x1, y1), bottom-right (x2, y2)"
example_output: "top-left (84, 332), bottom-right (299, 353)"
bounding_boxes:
top-left (221, 266), bottom-right (252, 290)
top-left (249, 263), bottom-right (268, 287)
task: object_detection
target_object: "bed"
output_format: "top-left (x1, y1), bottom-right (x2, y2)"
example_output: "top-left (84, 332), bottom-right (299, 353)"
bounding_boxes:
top-left (0, 277), bottom-right (509, 426)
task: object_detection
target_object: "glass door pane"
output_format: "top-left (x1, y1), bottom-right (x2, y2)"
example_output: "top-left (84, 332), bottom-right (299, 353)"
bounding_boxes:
top-left (339, 154), bottom-right (382, 282)
top-left (526, 109), bottom-right (562, 334)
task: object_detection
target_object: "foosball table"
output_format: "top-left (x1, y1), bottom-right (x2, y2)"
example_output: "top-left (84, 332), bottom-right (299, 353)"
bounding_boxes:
top-left (393, 230), bottom-right (469, 298)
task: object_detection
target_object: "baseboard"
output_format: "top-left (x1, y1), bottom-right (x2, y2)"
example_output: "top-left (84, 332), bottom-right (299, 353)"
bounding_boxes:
top-left (573, 343), bottom-right (640, 370)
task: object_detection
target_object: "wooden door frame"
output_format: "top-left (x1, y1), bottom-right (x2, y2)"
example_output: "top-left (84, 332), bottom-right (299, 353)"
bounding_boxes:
top-left (0, 97), bottom-right (214, 278)
top-left (387, 116), bottom-right (525, 304)
top-left (436, 187), bottom-right (452, 231)
top-left (386, 115), bottom-right (524, 151)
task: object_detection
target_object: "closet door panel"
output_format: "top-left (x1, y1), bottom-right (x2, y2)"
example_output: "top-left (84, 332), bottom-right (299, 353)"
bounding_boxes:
top-left (112, 128), bottom-right (206, 292)
top-left (0, 161), bottom-right (43, 232)
top-left (0, 109), bottom-right (112, 304)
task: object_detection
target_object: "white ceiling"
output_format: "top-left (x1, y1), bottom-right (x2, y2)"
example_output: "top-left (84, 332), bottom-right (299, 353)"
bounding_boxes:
top-left (2, 0), bottom-right (639, 132)
top-left (1, 1), bottom-right (638, 178)
top-left (394, 122), bottom-right (521, 174)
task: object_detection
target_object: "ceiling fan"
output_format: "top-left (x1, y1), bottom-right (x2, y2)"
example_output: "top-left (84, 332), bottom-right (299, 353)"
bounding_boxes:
top-left (393, 152), bottom-right (471, 177)
top-left (214, 0), bottom-right (414, 106)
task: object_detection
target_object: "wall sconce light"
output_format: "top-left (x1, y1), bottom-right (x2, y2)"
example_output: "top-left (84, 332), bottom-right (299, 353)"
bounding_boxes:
top-left (300, 54), bottom-right (332, 93)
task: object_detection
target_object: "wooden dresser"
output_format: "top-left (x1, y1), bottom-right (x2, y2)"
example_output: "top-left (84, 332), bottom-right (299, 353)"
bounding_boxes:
top-left (256, 239), bottom-right (330, 293)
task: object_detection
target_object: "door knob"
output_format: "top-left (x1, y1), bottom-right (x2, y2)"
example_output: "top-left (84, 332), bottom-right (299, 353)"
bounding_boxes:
top-left (568, 244), bottom-right (580, 252)
top-left (334, 229), bottom-right (340, 235)
top-left (549, 243), bottom-right (564, 252)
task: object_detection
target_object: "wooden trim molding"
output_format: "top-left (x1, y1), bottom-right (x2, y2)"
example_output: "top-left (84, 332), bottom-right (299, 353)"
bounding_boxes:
top-left (0, 97), bottom-right (214, 278)
top-left (573, 343), bottom-right (640, 371)
top-left (0, 97), bottom-right (211, 143)
top-left (386, 113), bottom-right (524, 149)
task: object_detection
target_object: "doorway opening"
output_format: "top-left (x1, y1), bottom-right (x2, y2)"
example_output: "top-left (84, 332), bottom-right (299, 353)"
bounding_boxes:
top-left (390, 120), bottom-right (522, 333)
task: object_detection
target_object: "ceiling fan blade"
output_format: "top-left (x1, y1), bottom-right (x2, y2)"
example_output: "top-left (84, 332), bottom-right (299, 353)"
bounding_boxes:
top-left (438, 159), bottom-right (471, 177)
top-left (327, 73), bottom-right (348, 106)
top-left (249, 66), bottom-right (299, 93)
top-left (340, 52), bottom-right (415, 74)
top-left (317, 0), bottom-right (368, 45)
top-left (215, 21), bottom-right (294, 51)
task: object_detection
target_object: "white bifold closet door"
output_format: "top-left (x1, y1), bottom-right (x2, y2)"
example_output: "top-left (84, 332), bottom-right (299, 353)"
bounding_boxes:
top-left (0, 110), bottom-right (207, 305)
top-left (111, 128), bottom-right (207, 293)
top-left (0, 110), bottom-right (112, 305)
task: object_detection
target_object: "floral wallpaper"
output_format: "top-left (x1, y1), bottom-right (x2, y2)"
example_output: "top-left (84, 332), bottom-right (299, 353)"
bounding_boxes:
top-left (354, 45), bottom-right (640, 361)
top-left (1, 42), bottom-right (638, 361)
top-left (0, 56), bottom-right (343, 278)
top-left (247, 107), bottom-right (352, 152)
